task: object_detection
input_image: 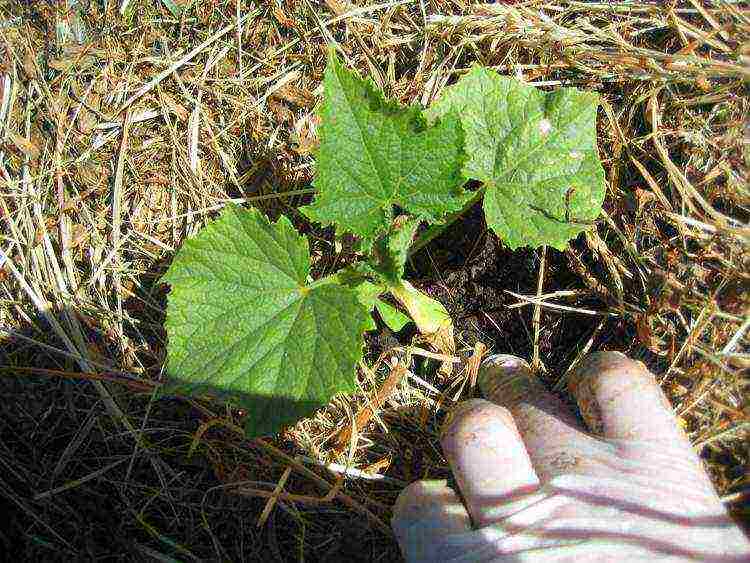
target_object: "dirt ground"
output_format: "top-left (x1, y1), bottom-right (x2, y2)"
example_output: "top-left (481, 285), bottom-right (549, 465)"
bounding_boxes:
top-left (1, 1), bottom-right (748, 560)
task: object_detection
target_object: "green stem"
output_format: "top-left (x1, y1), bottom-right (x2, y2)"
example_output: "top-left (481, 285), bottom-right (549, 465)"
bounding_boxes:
top-left (308, 272), bottom-right (346, 289)
top-left (407, 189), bottom-right (484, 258)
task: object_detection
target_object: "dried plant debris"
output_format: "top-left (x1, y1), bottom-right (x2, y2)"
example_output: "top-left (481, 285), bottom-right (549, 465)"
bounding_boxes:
top-left (0, 0), bottom-right (748, 559)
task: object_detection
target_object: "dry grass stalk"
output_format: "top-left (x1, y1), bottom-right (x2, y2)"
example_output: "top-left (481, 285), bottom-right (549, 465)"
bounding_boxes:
top-left (465, 341), bottom-right (488, 390)
top-left (335, 359), bottom-right (407, 450)
top-left (1, 0), bottom-right (748, 558)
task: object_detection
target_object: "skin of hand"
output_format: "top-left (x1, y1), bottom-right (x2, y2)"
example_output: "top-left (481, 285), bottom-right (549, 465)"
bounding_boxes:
top-left (391, 352), bottom-right (750, 562)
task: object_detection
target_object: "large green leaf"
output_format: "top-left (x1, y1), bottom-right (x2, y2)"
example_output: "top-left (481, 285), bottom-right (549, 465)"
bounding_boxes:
top-left (425, 67), bottom-right (606, 250)
top-left (162, 206), bottom-right (369, 437)
top-left (301, 50), bottom-right (471, 244)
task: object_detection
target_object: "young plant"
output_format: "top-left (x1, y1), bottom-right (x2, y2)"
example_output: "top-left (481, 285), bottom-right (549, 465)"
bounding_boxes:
top-left (161, 51), bottom-right (606, 438)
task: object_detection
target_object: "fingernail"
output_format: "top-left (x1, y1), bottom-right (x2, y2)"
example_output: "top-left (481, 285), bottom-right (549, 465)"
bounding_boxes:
top-left (478, 354), bottom-right (541, 406)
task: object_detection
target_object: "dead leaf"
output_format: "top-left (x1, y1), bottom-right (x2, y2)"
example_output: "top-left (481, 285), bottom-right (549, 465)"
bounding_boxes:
top-left (70, 223), bottom-right (90, 249)
top-left (22, 51), bottom-right (37, 79)
top-left (7, 131), bottom-right (40, 160)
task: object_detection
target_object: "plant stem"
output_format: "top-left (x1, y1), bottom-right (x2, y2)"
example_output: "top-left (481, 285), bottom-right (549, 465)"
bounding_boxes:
top-left (407, 189), bottom-right (484, 258)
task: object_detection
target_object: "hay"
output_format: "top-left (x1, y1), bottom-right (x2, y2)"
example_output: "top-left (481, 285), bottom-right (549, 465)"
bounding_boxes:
top-left (1, 0), bottom-right (747, 558)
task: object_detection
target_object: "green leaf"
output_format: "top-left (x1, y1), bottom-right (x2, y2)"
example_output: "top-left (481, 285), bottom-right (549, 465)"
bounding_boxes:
top-left (425, 67), bottom-right (606, 250)
top-left (159, 0), bottom-right (182, 18)
top-left (375, 300), bottom-right (411, 332)
top-left (301, 50), bottom-right (471, 243)
top-left (372, 216), bottom-right (421, 284)
top-left (352, 280), bottom-right (384, 331)
top-left (162, 206), bottom-right (369, 437)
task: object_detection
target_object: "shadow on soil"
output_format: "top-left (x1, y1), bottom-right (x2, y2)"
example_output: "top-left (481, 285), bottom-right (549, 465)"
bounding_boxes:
top-left (0, 200), bottom-right (654, 562)
top-left (0, 308), bottom-right (410, 562)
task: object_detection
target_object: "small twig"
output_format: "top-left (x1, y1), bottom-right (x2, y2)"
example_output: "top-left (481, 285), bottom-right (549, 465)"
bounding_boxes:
top-left (466, 341), bottom-right (487, 390)
top-left (532, 246), bottom-right (546, 371)
top-left (0, 365), bottom-right (154, 392)
top-left (235, 0), bottom-right (243, 78)
top-left (34, 458), bottom-right (128, 500)
top-left (505, 290), bottom-right (589, 309)
top-left (112, 108), bottom-right (131, 355)
top-left (238, 474), bottom-right (344, 506)
top-left (254, 439), bottom-right (390, 534)
top-left (55, 97), bottom-right (77, 291)
top-left (723, 316), bottom-right (750, 355)
top-left (257, 467), bottom-right (292, 527)
top-left (394, 346), bottom-right (461, 363)
top-left (298, 455), bottom-right (406, 485)
top-left (505, 290), bottom-right (618, 317)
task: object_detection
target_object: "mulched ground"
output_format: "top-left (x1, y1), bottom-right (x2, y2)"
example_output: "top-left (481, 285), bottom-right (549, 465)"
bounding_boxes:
top-left (1, 1), bottom-right (748, 560)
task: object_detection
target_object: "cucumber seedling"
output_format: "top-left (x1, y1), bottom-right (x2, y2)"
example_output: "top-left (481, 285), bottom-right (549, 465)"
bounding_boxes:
top-left (161, 51), bottom-right (606, 437)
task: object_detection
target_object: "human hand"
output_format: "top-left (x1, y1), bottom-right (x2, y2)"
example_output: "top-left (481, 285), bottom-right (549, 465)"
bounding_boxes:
top-left (392, 352), bottom-right (750, 561)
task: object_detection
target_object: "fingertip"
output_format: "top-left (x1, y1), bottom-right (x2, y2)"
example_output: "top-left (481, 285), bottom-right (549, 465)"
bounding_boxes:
top-left (478, 355), bottom-right (581, 428)
top-left (441, 399), bottom-right (539, 527)
top-left (478, 355), bottom-right (541, 408)
top-left (569, 351), bottom-right (683, 442)
top-left (441, 398), bottom-right (516, 438)
top-left (477, 355), bottom-right (587, 480)
top-left (392, 479), bottom-right (471, 561)
top-left (393, 480), bottom-right (469, 526)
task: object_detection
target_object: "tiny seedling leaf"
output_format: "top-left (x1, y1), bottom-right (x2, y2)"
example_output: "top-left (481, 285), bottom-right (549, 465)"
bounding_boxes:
top-left (162, 206), bottom-right (369, 437)
top-left (372, 215), bottom-right (421, 284)
top-left (159, 0), bottom-right (182, 18)
top-left (301, 50), bottom-right (471, 243)
top-left (426, 67), bottom-right (606, 250)
top-left (375, 300), bottom-right (411, 332)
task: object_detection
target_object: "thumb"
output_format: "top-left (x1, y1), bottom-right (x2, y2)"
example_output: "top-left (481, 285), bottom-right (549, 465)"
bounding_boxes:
top-left (441, 399), bottom-right (539, 527)
top-left (391, 480), bottom-right (472, 562)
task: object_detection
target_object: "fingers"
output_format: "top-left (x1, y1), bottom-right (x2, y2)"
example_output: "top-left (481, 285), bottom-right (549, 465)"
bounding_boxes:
top-left (568, 352), bottom-right (721, 504)
top-left (478, 355), bottom-right (590, 481)
top-left (568, 351), bottom-right (687, 443)
top-left (440, 399), bottom-right (539, 527)
top-left (391, 480), bottom-right (472, 562)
